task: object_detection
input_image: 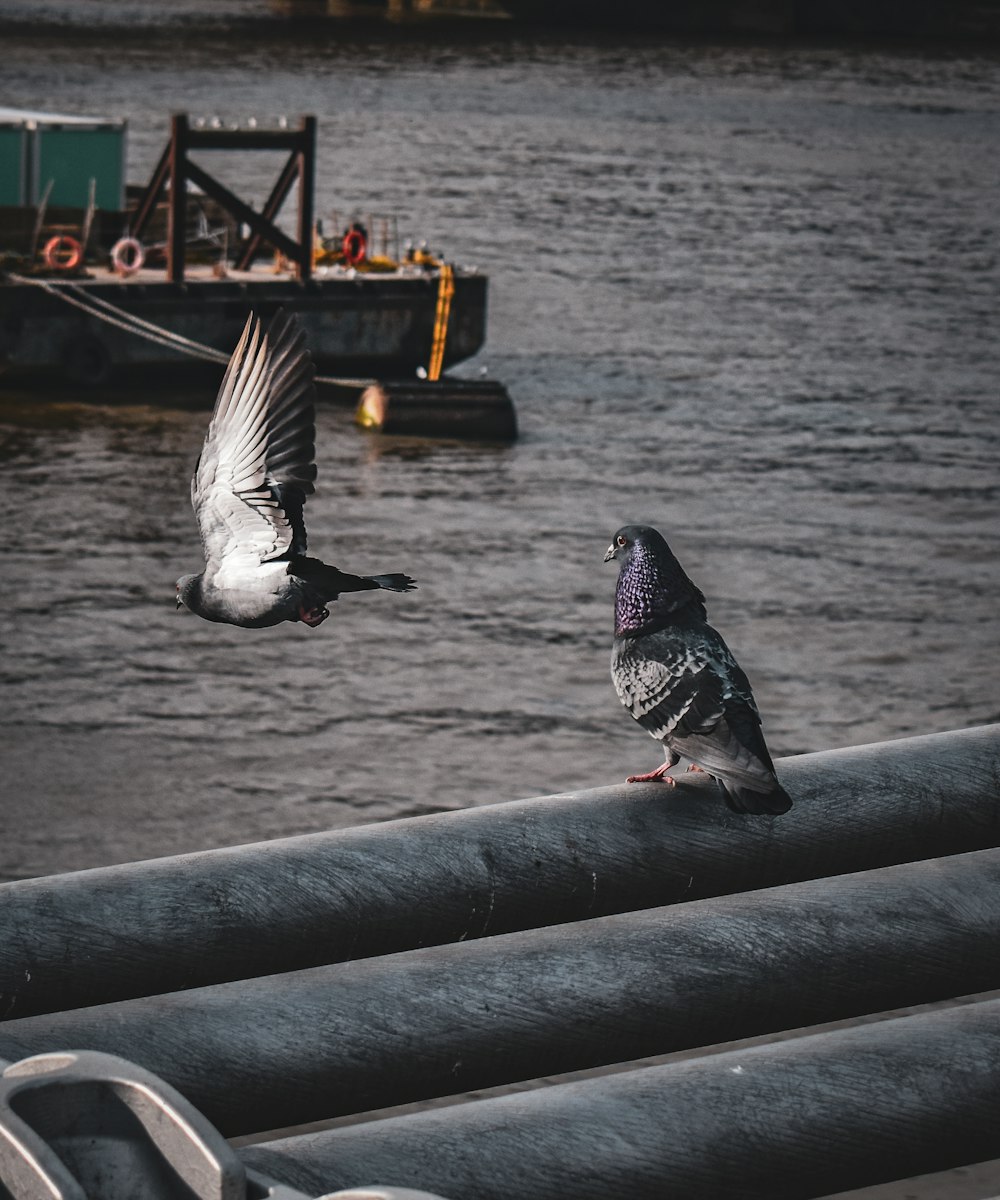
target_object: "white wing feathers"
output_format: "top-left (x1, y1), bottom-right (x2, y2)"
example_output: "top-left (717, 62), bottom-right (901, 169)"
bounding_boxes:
top-left (191, 312), bottom-right (315, 580)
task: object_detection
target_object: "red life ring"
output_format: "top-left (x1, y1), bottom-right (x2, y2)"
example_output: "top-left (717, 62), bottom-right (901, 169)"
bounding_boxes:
top-left (111, 236), bottom-right (145, 276)
top-left (341, 226), bottom-right (367, 267)
top-left (42, 235), bottom-right (83, 272)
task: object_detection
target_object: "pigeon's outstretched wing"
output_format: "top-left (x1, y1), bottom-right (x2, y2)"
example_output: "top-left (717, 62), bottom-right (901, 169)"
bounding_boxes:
top-left (614, 626), bottom-right (790, 812)
top-left (191, 311), bottom-right (316, 583)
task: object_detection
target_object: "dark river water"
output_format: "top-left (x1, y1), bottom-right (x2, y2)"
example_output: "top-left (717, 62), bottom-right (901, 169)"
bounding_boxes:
top-left (1, 7), bottom-right (998, 882)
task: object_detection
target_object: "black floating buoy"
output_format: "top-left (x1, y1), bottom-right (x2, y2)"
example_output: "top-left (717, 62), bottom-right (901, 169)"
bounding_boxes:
top-left (356, 378), bottom-right (517, 442)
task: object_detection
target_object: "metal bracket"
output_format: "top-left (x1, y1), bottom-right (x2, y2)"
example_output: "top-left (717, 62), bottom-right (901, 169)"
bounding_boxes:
top-left (0, 1049), bottom-right (250, 1199)
top-left (0, 1051), bottom-right (451, 1200)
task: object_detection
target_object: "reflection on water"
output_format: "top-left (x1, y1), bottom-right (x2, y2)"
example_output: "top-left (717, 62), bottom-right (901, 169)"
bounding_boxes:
top-left (1, 20), bottom-right (998, 880)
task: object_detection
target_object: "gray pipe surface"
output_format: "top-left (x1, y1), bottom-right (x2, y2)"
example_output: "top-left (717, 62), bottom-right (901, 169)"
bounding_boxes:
top-left (2, 724), bottom-right (998, 1020)
top-left (5, 848), bottom-right (1000, 1136)
top-left (239, 998), bottom-right (1000, 1200)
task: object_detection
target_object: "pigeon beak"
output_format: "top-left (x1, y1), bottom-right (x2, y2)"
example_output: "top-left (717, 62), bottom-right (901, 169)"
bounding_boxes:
top-left (603, 544), bottom-right (617, 563)
top-left (175, 596), bottom-right (183, 611)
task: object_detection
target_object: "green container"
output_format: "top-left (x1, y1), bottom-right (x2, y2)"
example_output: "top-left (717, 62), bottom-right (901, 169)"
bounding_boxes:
top-left (0, 107), bottom-right (126, 210)
top-left (0, 125), bottom-right (29, 205)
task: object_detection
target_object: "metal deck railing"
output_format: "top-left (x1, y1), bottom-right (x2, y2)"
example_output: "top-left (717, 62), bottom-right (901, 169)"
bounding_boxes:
top-left (2, 724), bottom-right (999, 1198)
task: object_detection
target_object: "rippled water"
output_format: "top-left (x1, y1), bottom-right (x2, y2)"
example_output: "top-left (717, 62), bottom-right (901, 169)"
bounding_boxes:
top-left (1, 14), bottom-right (998, 881)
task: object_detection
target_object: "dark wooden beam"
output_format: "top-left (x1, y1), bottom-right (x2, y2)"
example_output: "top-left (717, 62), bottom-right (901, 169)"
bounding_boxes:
top-left (184, 128), bottom-right (313, 152)
top-left (233, 151), bottom-right (300, 272)
top-left (184, 160), bottom-right (304, 266)
top-left (130, 143), bottom-right (171, 243)
top-left (297, 116), bottom-right (317, 283)
top-left (167, 114), bottom-right (189, 283)
top-left (143, 115), bottom-right (319, 283)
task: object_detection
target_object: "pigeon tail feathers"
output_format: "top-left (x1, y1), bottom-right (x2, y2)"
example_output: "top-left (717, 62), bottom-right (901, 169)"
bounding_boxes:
top-left (291, 555), bottom-right (417, 599)
top-left (366, 572), bottom-right (418, 593)
top-left (719, 778), bottom-right (793, 816)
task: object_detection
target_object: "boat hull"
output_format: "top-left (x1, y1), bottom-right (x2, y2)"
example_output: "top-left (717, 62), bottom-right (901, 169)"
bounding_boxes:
top-left (0, 268), bottom-right (487, 388)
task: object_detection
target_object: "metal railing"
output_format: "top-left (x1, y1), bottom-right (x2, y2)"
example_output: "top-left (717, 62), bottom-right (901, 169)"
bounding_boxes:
top-left (2, 724), bottom-right (999, 1198)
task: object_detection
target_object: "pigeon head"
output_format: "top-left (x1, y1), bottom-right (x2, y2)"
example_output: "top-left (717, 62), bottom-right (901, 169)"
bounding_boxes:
top-left (175, 573), bottom-right (202, 614)
top-left (604, 524), bottom-right (706, 636)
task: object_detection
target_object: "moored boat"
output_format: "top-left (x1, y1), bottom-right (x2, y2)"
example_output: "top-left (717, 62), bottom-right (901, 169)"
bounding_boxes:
top-left (0, 108), bottom-right (488, 389)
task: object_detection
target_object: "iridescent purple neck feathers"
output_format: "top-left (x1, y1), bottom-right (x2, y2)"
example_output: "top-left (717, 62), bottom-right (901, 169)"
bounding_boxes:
top-left (613, 533), bottom-right (706, 637)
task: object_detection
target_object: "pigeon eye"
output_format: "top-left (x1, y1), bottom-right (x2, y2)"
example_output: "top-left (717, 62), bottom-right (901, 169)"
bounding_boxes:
top-left (616, 535), bottom-right (627, 547)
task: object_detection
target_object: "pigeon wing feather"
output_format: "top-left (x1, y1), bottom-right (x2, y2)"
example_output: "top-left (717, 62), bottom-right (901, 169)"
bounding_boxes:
top-left (614, 627), bottom-right (776, 792)
top-left (612, 635), bottom-right (724, 739)
top-left (191, 312), bottom-right (316, 583)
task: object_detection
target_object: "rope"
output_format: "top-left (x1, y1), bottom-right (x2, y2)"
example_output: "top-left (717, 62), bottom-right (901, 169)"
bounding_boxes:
top-left (65, 283), bottom-right (229, 363)
top-left (8, 273), bottom-right (230, 364)
top-left (5, 272), bottom-right (373, 387)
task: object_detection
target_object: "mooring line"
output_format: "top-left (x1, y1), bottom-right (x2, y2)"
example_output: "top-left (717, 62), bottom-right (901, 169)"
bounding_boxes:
top-left (66, 282), bottom-right (231, 363)
top-left (8, 273), bottom-right (229, 363)
top-left (5, 272), bottom-right (371, 387)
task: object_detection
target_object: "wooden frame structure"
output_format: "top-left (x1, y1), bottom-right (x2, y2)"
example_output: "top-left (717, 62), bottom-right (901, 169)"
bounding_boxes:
top-left (131, 114), bottom-right (317, 282)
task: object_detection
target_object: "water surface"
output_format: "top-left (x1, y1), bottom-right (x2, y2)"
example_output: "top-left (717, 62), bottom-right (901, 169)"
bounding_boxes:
top-left (1, 16), bottom-right (998, 880)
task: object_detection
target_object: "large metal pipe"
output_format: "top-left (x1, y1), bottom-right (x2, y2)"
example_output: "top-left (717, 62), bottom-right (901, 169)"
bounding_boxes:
top-left (239, 998), bottom-right (1000, 1200)
top-left (5, 849), bottom-right (1000, 1137)
top-left (2, 725), bottom-right (998, 1020)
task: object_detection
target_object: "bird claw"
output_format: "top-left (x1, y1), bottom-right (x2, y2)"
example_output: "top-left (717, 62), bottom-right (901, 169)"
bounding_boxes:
top-left (685, 763), bottom-right (705, 773)
top-left (626, 768), bottom-right (677, 785)
top-left (298, 604), bottom-right (329, 628)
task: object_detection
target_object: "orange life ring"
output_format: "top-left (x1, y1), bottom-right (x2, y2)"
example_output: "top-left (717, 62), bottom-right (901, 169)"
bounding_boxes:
top-left (341, 226), bottom-right (367, 267)
top-left (111, 236), bottom-right (145, 276)
top-left (43, 235), bottom-right (83, 272)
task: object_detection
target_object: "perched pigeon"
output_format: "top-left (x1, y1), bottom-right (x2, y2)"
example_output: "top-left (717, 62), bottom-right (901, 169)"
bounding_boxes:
top-left (176, 311), bottom-right (415, 629)
top-left (605, 524), bottom-right (791, 815)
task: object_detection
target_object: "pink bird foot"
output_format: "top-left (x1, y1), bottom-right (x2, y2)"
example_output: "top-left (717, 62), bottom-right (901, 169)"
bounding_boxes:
top-left (626, 763), bottom-right (677, 785)
top-left (685, 763), bottom-right (706, 773)
top-left (298, 604), bottom-right (329, 628)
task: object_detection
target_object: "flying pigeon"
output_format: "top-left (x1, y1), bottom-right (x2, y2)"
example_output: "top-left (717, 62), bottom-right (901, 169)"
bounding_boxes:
top-left (176, 311), bottom-right (415, 629)
top-left (605, 524), bottom-right (791, 815)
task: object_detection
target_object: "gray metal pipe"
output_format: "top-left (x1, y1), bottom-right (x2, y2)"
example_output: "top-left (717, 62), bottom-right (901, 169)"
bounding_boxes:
top-left (239, 997), bottom-right (1000, 1200)
top-left (5, 849), bottom-right (1000, 1137)
top-left (1, 724), bottom-right (998, 1020)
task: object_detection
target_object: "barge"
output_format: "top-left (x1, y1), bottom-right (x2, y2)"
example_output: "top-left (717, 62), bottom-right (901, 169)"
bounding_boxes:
top-left (0, 263), bottom-right (487, 388)
top-left (0, 109), bottom-right (488, 389)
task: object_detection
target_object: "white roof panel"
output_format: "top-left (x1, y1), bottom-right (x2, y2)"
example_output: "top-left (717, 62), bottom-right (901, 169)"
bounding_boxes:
top-left (0, 106), bottom-right (124, 128)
